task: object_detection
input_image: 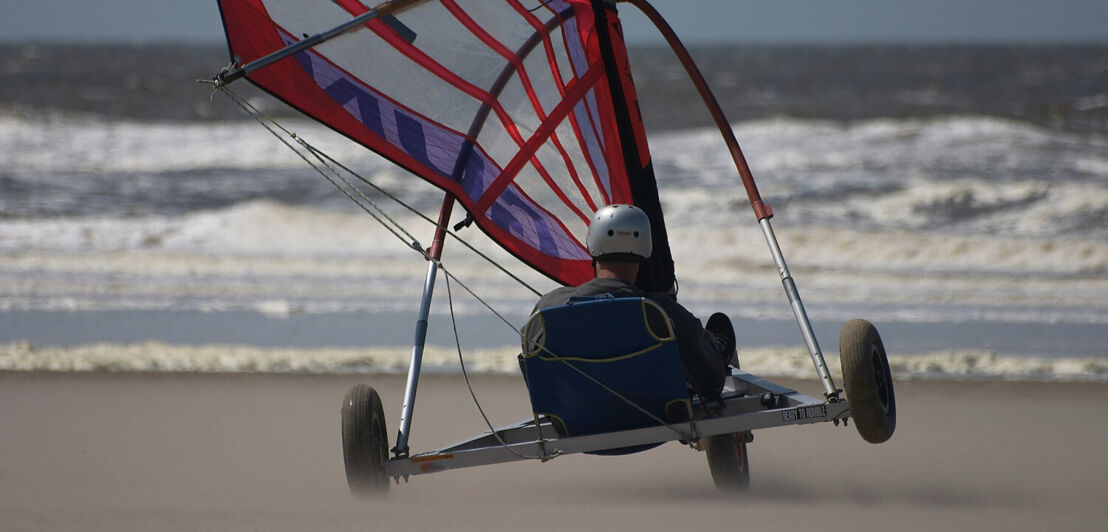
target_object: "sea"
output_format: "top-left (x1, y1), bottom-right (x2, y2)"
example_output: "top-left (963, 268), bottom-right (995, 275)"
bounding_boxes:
top-left (1, 43), bottom-right (1106, 380)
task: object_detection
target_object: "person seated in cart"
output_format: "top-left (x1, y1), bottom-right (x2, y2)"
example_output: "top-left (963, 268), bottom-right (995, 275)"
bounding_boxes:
top-left (529, 204), bottom-right (735, 400)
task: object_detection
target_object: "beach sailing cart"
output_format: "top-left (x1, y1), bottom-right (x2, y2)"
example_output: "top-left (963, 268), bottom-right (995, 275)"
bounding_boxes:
top-left (209, 0), bottom-right (896, 493)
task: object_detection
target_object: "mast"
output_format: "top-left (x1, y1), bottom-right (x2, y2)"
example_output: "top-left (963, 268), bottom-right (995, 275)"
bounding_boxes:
top-left (592, 0), bottom-right (676, 294)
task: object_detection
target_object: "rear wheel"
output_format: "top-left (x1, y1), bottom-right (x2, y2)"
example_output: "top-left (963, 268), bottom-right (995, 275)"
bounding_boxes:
top-left (341, 384), bottom-right (390, 496)
top-left (840, 319), bottom-right (896, 443)
top-left (704, 432), bottom-right (750, 491)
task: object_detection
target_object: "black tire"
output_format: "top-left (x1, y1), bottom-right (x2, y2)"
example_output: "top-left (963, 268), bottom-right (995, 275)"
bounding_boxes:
top-left (704, 432), bottom-right (750, 491)
top-left (840, 319), bottom-right (896, 444)
top-left (341, 384), bottom-right (390, 496)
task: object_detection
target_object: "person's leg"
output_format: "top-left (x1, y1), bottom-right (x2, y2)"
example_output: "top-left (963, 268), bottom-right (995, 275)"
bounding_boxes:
top-left (706, 312), bottom-right (738, 369)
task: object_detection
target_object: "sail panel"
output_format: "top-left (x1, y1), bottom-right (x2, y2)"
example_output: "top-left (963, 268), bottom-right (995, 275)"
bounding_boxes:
top-left (218, 0), bottom-right (671, 288)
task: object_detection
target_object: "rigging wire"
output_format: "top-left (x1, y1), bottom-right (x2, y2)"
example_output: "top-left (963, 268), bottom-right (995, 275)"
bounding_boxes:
top-left (205, 81), bottom-right (541, 296)
top-left (443, 266), bottom-right (550, 461)
top-left (208, 83), bottom-right (422, 252)
top-left (300, 140), bottom-right (427, 253)
top-left (299, 144), bottom-right (539, 296)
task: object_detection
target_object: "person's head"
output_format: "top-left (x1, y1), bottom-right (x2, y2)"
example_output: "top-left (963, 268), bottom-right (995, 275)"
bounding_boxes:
top-left (586, 204), bottom-right (651, 280)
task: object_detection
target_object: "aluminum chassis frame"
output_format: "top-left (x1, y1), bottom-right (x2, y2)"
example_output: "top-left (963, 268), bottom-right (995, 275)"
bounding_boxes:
top-left (386, 371), bottom-right (850, 480)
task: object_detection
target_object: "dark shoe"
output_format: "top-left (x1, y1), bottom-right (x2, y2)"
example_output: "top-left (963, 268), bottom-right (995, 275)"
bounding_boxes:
top-left (706, 312), bottom-right (738, 369)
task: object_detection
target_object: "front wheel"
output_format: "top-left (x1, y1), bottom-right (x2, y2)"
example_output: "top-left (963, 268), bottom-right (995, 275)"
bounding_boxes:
top-left (341, 384), bottom-right (390, 496)
top-left (840, 319), bottom-right (896, 443)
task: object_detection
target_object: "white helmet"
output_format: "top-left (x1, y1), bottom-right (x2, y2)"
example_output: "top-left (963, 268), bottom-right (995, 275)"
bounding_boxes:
top-left (585, 204), bottom-right (652, 261)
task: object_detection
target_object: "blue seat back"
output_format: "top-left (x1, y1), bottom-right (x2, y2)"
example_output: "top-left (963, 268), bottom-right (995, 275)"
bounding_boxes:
top-left (520, 295), bottom-right (691, 444)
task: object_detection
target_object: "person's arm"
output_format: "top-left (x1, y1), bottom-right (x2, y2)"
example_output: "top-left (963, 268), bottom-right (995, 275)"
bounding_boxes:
top-left (651, 296), bottom-right (727, 399)
top-left (524, 287), bottom-right (576, 353)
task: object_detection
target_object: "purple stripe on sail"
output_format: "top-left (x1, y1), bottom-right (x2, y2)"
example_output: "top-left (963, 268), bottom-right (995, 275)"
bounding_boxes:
top-left (571, 94), bottom-right (610, 197)
top-left (395, 111), bottom-right (432, 170)
top-left (560, 13), bottom-right (603, 150)
top-left (283, 33), bottom-right (501, 204)
top-left (457, 142), bottom-right (496, 201)
top-left (282, 31), bottom-right (587, 263)
top-left (488, 186), bottom-right (589, 261)
top-left (289, 38), bottom-right (386, 137)
top-left (554, 15), bottom-right (610, 198)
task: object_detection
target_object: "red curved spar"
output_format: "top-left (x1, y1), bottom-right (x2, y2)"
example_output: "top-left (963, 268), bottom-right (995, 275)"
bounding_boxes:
top-left (620, 0), bottom-right (773, 221)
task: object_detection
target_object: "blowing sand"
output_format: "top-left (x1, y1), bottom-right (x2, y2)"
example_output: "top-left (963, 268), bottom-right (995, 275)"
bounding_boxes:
top-left (2, 372), bottom-right (1105, 531)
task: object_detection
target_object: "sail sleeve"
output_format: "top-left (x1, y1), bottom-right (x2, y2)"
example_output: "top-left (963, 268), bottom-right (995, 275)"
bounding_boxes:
top-left (217, 0), bottom-right (674, 289)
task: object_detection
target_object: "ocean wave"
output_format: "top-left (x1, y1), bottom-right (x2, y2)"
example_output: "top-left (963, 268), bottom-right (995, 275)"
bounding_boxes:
top-left (2, 200), bottom-right (1105, 322)
top-left (3, 112), bottom-right (1106, 328)
top-left (4, 200), bottom-right (1106, 275)
top-left (0, 200), bottom-right (440, 257)
top-left (3, 341), bottom-right (1105, 382)
top-left (0, 113), bottom-right (375, 174)
top-left (651, 116), bottom-right (1108, 239)
top-left (653, 116), bottom-right (1107, 182)
top-left (5, 112), bottom-right (1106, 238)
top-left (8, 113), bottom-right (1102, 179)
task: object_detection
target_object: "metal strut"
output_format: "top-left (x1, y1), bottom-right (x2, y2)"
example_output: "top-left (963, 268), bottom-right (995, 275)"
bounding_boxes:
top-left (620, 0), bottom-right (840, 398)
top-left (759, 219), bottom-right (840, 398)
top-left (393, 193), bottom-right (455, 457)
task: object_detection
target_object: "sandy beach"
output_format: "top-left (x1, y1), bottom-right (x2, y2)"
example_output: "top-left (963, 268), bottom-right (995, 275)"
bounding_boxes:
top-left (2, 371), bottom-right (1105, 531)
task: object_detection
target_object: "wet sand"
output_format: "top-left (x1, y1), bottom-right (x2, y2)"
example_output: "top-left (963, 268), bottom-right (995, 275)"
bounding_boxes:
top-left (2, 372), bottom-right (1105, 531)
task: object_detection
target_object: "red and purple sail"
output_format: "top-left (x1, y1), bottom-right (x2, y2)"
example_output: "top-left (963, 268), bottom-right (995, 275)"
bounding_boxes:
top-left (218, 0), bottom-right (675, 291)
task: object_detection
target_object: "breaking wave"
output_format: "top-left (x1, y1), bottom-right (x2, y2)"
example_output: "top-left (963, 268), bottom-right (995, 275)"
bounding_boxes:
top-left (2, 200), bottom-right (1105, 327)
top-left (4, 114), bottom-right (1107, 241)
top-left (3, 342), bottom-right (1105, 382)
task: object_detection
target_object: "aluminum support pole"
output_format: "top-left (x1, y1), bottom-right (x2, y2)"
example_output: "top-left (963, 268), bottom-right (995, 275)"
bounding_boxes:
top-left (393, 260), bottom-right (439, 457)
top-left (759, 218), bottom-right (840, 399)
top-left (393, 193), bottom-right (455, 458)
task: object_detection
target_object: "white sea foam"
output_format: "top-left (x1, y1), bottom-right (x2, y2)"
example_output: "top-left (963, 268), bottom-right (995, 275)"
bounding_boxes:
top-left (4, 200), bottom-right (1105, 275)
top-left (650, 117), bottom-right (1108, 240)
top-left (2, 114), bottom-right (1106, 364)
top-left (653, 116), bottom-right (1107, 180)
top-left (6, 113), bottom-right (1105, 194)
top-left (3, 341), bottom-right (1105, 382)
top-left (5, 112), bottom-right (1106, 241)
top-left (2, 200), bottom-right (1106, 324)
top-left (1, 114), bottom-right (374, 174)
top-left (0, 342), bottom-right (518, 374)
